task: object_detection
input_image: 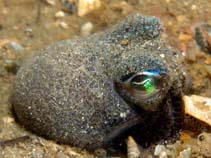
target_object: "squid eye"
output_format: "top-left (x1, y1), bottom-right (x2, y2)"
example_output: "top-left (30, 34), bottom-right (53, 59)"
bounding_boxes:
top-left (123, 70), bottom-right (166, 94)
top-left (130, 75), bottom-right (159, 94)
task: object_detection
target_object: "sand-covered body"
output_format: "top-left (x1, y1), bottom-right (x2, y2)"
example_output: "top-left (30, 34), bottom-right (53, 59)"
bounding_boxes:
top-left (12, 14), bottom-right (188, 150)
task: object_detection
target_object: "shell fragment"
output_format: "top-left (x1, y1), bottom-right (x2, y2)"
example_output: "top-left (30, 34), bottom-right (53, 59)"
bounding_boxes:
top-left (127, 136), bottom-right (140, 158)
top-left (183, 95), bottom-right (211, 126)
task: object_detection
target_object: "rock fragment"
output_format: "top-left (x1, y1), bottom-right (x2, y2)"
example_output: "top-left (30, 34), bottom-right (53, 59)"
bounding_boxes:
top-left (55, 11), bottom-right (65, 18)
top-left (78, 0), bottom-right (101, 17)
top-left (80, 22), bottom-right (93, 37)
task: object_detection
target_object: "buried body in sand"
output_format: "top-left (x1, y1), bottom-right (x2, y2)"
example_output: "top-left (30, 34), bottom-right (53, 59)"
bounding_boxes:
top-left (9, 13), bottom-right (211, 157)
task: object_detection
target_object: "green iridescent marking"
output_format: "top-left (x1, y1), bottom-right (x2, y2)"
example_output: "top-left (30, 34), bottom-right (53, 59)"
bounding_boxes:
top-left (143, 78), bottom-right (156, 94)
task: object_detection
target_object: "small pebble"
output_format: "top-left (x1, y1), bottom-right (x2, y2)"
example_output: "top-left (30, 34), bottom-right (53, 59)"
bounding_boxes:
top-left (65, 149), bottom-right (85, 157)
top-left (179, 34), bottom-right (192, 42)
top-left (45, 0), bottom-right (56, 5)
top-left (25, 28), bottom-right (33, 37)
top-left (55, 11), bottom-right (65, 18)
top-left (176, 15), bottom-right (186, 23)
top-left (191, 5), bottom-right (197, 10)
top-left (59, 21), bottom-right (69, 29)
top-left (13, 26), bottom-right (19, 30)
top-left (160, 152), bottom-right (168, 158)
top-left (78, 0), bottom-right (101, 17)
top-left (179, 148), bottom-right (192, 158)
top-left (80, 22), bottom-right (94, 37)
top-left (154, 145), bottom-right (167, 156)
top-left (2, 116), bottom-right (14, 124)
top-left (120, 39), bottom-right (129, 46)
top-left (9, 42), bottom-right (24, 52)
top-left (160, 53), bottom-right (165, 58)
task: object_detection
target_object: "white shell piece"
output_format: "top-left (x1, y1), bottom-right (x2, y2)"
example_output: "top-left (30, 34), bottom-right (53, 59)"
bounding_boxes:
top-left (183, 95), bottom-right (211, 126)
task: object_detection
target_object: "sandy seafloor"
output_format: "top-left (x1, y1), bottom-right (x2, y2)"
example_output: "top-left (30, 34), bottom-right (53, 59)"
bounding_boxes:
top-left (0, 0), bottom-right (211, 157)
